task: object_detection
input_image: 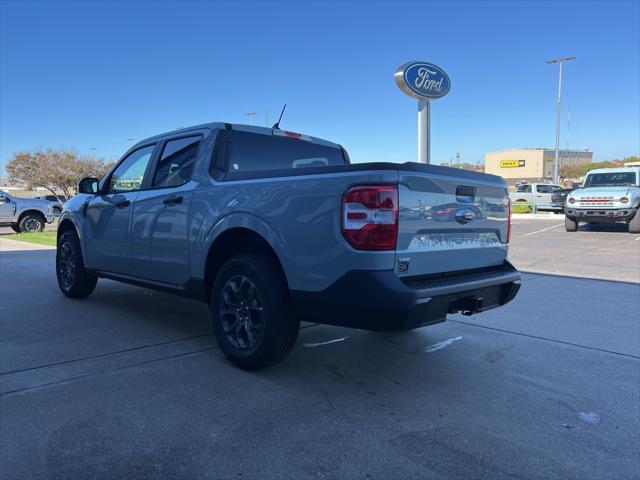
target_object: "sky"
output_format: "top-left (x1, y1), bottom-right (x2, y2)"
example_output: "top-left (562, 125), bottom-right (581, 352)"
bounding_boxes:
top-left (1, 0), bottom-right (638, 172)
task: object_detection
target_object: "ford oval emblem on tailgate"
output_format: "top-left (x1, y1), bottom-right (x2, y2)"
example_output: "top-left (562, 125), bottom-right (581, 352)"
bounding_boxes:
top-left (455, 209), bottom-right (476, 224)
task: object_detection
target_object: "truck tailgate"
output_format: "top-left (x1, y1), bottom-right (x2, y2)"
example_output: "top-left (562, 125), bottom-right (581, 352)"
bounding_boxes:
top-left (396, 164), bottom-right (509, 277)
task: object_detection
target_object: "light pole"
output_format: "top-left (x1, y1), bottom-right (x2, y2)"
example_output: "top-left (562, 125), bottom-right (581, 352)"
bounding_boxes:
top-left (547, 56), bottom-right (575, 184)
top-left (246, 112), bottom-right (257, 126)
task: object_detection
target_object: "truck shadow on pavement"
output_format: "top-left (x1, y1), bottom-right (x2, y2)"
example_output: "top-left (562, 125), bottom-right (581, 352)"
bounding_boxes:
top-left (577, 222), bottom-right (631, 233)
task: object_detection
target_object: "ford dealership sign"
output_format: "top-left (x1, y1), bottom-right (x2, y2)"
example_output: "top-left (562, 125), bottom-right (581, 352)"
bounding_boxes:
top-left (395, 61), bottom-right (451, 100)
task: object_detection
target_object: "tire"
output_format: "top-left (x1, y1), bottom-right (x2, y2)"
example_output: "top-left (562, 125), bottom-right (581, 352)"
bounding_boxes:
top-left (18, 213), bottom-right (45, 233)
top-left (565, 216), bottom-right (578, 232)
top-left (210, 254), bottom-right (299, 370)
top-left (10, 224), bottom-right (20, 233)
top-left (56, 230), bottom-right (98, 298)
top-left (629, 211), bottom-right (640, 234)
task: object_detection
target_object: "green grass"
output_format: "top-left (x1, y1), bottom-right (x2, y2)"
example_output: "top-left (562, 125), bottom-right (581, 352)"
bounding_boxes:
top-left (6, 230), bottom-right (57, 246)
top-left (512, 202), bottom-right (532, 214)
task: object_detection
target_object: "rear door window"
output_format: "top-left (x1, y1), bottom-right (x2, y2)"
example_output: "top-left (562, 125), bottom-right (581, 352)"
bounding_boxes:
top-left (152, 136), bottom-right (201, 188)
top-left (536, 185), bottom-right (550, 193)
top-left (227, 131), bottom-right (345, 173)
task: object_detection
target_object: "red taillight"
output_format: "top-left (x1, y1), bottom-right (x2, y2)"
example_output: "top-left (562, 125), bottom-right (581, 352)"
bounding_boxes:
top-left (342, 185), bottom-right (398, 250)
top-left (506, 197), bottom-right (512, 244)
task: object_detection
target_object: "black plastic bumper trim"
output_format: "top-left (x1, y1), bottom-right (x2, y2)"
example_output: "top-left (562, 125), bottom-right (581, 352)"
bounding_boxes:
top-left (290, 261), bottom-right (521, 331)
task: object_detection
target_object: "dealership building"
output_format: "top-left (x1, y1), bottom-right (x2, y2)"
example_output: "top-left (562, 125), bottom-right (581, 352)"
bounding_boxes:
top-left (484, 148), bottom-right (593, 185)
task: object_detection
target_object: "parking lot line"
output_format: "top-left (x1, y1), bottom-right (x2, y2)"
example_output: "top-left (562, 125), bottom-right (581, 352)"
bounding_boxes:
top-left (523, 223), bottom-right (564, 236)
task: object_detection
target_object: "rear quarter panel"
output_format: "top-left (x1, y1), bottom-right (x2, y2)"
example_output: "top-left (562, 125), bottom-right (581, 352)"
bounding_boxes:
top-left (190, 169), bottom-right (399, 292)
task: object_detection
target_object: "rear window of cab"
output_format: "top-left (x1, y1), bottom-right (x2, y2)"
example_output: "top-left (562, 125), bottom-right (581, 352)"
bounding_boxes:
top-left (225, 131), bottom-right (346, 173)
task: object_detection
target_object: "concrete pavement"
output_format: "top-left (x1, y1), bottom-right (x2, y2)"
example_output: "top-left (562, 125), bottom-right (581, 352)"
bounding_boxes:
top-left (1, 247), bottom-right (639, 479)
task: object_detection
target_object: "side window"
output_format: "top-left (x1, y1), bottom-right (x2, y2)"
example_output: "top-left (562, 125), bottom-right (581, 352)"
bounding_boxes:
top-left (109, 145), bottom-right (155, 193)
top-left (536, 185), bottom-right (550, 193)
top-left (152, 136), bottom-right (201, 188)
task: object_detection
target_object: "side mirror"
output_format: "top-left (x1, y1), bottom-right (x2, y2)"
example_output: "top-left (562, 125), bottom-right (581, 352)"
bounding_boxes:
top-left (0, 196), bottom-right (7, 204)
top-left (78, 177), bottom-right (99, 194)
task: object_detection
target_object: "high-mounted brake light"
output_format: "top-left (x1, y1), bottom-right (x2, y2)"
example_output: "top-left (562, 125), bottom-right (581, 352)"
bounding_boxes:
top-left (272, 129), bottom-right (311, 141)
top-left (341, 185), bottom-right (398, 250)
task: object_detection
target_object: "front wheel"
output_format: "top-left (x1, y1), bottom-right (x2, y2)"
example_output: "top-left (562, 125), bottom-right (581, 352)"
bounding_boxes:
top-left (565, 216), bottom-right (578, 232)
top-left (10, 224), bottom-right (20, 233)
top-left (19, 213), bottom-right (45, 233)
top-left (210, 254), bottom-right (299, 370)
top-left (56, 230), bottom-right (98, 298)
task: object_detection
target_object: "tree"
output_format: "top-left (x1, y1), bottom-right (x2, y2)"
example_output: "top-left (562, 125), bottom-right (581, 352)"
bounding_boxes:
top-left (6, 148), bottom-right (113, 202)
top-left (559, 156), bottom-right (640, 180)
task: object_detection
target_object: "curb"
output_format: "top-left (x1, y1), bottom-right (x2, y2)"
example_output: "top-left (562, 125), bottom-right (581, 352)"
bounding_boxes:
top-left (511, 214), bottom-right (565, 220)
top-left (0, 237), bottom-right (56, 252)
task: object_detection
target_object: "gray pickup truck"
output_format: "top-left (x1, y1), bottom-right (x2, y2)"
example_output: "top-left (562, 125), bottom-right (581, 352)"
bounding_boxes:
top-left (56, 123), bottom-right (521, 369)
top-left (0, 189), bottom-right (56, 232)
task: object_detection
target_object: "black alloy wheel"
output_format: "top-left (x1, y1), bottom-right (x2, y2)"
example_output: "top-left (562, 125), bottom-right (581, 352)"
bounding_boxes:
top-left (219, 274), bottom-right (265, 350)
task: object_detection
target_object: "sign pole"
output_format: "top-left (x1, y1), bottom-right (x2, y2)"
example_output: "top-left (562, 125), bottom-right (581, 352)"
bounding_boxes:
top-left (395, 61), bottom-right (449, 165)
top-left (418, 98), bottom-right (430, 164)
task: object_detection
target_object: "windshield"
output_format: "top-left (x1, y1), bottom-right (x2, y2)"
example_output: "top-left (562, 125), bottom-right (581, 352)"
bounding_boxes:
top-left (584, 172), bottom-right (638, 187)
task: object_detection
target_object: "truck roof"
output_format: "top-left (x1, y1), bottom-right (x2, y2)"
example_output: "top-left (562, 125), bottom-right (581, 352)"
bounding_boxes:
top-left (132, 122), bottom-right (342, 150)
top-left (586, 166), bottom-right (640, 175)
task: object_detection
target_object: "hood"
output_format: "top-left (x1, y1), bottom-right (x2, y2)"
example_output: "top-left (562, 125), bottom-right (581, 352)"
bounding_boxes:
top-left (16, 197), bottom-right (52, 208)
top-left (571, 186), bottom-right (632, 198)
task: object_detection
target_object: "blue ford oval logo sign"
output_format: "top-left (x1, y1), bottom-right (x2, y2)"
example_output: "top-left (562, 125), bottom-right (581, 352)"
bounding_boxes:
top-left (395, 61), bottom-right (451, 100)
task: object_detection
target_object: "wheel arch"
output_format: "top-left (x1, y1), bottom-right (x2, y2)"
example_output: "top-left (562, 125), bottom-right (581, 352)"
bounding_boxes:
top-left (57, 217), bottom-right (78, 240)
top-left (56, 215), bottom-right (90, 266)
top-left (17, 209), bottom-right (46, 224)
top-left (203, 227), bottom-right (289, 299)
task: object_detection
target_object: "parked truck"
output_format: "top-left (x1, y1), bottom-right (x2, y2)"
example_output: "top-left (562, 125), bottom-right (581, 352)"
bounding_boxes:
top-left (509, 182), bottom-right (564, 212)
top-left (56, 123), bottom-right (521, 369)
top-left (565, 167), bottom-right (640, 233)
top-left (0, 189), bottom-right (56, 232)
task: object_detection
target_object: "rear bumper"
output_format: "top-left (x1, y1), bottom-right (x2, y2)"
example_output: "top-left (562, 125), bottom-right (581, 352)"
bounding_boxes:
top-left (291, 262), bottom-right (521, 331)
top-left (566, 207), bottom-right (637, 222)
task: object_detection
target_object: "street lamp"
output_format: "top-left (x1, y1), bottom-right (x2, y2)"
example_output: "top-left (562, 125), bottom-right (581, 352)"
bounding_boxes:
top-left (246, 112), bottom-right (257, 126)
top-left (547, 56), bottom-right (576, 184)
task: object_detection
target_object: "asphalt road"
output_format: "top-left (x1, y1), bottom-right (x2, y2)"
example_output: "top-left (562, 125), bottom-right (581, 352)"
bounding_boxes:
top-left (508, 217), bottom-right (640, 283)
top-left (1, 235), bottom-right (639, 479)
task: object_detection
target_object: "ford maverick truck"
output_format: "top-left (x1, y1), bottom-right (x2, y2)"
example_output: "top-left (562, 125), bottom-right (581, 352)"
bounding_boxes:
top-left (56, 123), bottom-right (521, 369)
top-left (565, 167), bottom-right (640, 233)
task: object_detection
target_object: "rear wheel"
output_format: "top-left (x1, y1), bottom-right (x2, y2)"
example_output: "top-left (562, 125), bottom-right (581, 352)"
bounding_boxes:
top-left (629, 211), bottom-right (640, 234)
top-left (210, 254), bottom-right (299, 370)
top-left (565, 216), bottom-right (578, 232)
top-left (56, 230), bottom-right (98, 298)
top-left (18, 213), bottom-right (45, 233)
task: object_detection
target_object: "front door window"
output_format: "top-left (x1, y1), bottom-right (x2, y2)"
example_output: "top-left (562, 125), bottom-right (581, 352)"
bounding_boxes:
top-left (109, 146), bottom-right (155, 193)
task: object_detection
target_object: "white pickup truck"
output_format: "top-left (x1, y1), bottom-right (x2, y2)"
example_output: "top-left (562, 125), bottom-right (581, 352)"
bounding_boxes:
top-left (510, 182), bottom-right (564, 212)
top-left (565, 167), bottom-right (640, 233)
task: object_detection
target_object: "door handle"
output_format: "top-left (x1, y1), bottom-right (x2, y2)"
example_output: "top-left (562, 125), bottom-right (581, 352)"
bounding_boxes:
top-left (163, 195), bottom-right (183, 205)
top-left (115, 199), bottom-right (130, 208)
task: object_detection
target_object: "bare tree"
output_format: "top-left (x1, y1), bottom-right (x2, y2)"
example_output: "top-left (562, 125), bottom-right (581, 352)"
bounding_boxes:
top-left (6, 148), bottom-right (113, 203)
